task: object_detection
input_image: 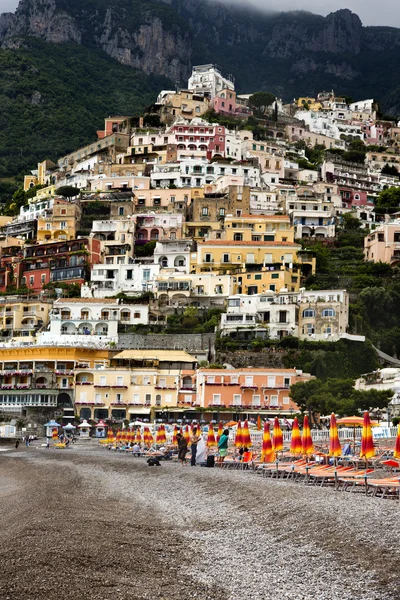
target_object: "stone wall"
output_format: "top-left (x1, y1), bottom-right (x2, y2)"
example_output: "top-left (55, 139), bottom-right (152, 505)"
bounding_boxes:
top-left (117, 333), bottom-right (215, 357)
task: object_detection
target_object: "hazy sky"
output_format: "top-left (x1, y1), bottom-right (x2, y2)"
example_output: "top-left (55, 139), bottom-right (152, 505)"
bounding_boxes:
top-left (2, 0), bottom-right (400, 27)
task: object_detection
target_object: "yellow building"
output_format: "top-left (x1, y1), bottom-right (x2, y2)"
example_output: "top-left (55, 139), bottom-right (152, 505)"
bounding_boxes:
top-left (23, 159), bottom-right (56, 191)
top-left (0, 345), bottom-right (109, 415)
top-left (224, 214), bottom-right (294, 243)
top-left (231, 265), bottom-right (302, 294)
top-left (296, 97), bottom-right (323, 111)
top-left (0, 298), bottom-right (52, 343)
top-left (37, 199), bottom-right (81, 243)
top-left (74, 350), bottom-right (198, 422)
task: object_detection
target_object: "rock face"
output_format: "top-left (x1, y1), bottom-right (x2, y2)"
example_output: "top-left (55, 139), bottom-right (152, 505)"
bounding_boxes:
top-left (2, 0), bottom-right (400, 105)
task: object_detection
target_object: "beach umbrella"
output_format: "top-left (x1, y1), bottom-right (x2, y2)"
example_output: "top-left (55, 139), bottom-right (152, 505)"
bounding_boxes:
top-left (116, 429), bottom-right (122, 442)
top-left (216, 421), bottom-right (223, 443)
top-left (107, 428), bottom-right (115, 444)
top-left (235, 421), bottom-right (243, 448)
top-left (261, 422), bottom-right (275, 463)
top-left (360, 411), bottom-right (375, 460)
top-left (183, 425), bottom-right (190, 445)
top-left (156, 424), bottom-right (167, 445)
top-left (301, 415), bottom-right (314, 456)
top-left (257, 415), bottom-right (262, 431)
top-left (207, 423), bottom-right (217, 447)
top-left (272, 416), bottom-right (283, 452)
top-left (336, 415), bottom-right (379, 452)
top-left (143, 426), bottom-right (153, 448)
top-left (394, 424), bottom-right (400, 460)
top-left (52, 427), bottom-right (58, 440)
top-left (172, 425), bottom-right (178, 446)
top-left (329, 413), bottom-right (342, 458)
top-left (241, 420), bottom-right (252, 447)
top-left (134, 428), bottom-right (142, 445)
top-left (290, 417), bottom-right (302, 455)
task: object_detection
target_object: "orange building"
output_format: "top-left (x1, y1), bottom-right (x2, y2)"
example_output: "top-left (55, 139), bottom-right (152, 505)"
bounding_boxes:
top-left (196, 368), bottom-right (313, 418)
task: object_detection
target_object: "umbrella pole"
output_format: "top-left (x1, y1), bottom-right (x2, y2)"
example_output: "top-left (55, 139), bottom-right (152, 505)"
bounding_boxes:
top-left (334, 457), bottom-right (338, 490)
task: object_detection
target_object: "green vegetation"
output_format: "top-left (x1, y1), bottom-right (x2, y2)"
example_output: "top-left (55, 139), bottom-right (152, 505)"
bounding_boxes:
top-left (55, 186), bottom-right (80, 199)
top-left (3, 183), bottom-right (46, 216)
top-left (0, 38), bottom-right (170, 178)
top-left (166, 307), bottom-right (224, 334)
top-left (290, 378), bottom-right (392, 422)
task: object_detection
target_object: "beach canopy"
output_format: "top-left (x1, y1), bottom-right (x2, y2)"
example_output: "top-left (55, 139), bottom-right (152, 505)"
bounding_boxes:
top-left (329, 413), bottom-right (342, 457)
top-left (261, 422), bottom-right (275, 463)
top-left (272, 416), bottom-right (283, 452)
top-left (216, 421), bottom-right (223, 443)
top-left (290, 417), bottom-right (302, 455)
top-left (302, 415), bottom-right (315, 456)
top-left (336, 416), bottom-right (379, 427)
top-left (44, 420), bottom-right (60, 427)
top-left (360, 411), bottom-right (375, 460)
top-left (394, 424), bottom-right (400, 460)
top-left (207, 423), bottom-right (217, 447)
top-left (241, 420), bottom-right (252, 447)
top-left (235, 421), bottom-right (243, 448)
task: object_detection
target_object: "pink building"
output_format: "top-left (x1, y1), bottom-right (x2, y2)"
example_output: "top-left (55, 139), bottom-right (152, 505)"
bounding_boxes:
top-left (213, 89), bottom-right (252, 120)
top-left (364, 220), bottom-right (400, 265)
top-left (168, 122), bottom-right (226, 158)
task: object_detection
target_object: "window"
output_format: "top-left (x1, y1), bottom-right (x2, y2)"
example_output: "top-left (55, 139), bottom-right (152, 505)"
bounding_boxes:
top-left (245, 376), bottom-right (253, 386)
top-left (145, 393), bottom-right (151, 405)
top-left (270, 395), bottom-right (278, 407)
top-left (222, 253), bottom-right (230, 263)
top-left (134, 312), bottom-right (141, 318)
top-left (233, 233), bottom-right (243, 241)
top-left (116, 393), bottom-right (123, 403)
top-left (279, 311), bottom-right (288, 323)
top-left (252, 395), bottom-right (261, 407)
top-left (29, 276), bottom-right (34, 285)
top-left (228, 298), bottom-right (240, 307)
top-left (159, 378), bottom-right (166, 388)
top-left (322, 308), bottom-right (335, 317)
top-left (303, 308), bottom-right (315, 318)
top-left (121, 310), bottom-right (130, 322)
top-left (219, 208), bottom-right (225, 217)
top-left (41, 274), bottom-right (46, 284)
top-left (284, 377), bottom-right (290, 388)
top-left (202, 207), bottom-right (209, 216)
top-left (233, 394), bottom-right (241, 406)
top-left (212, 394), bottom-right (221, 405)
top-left (126, 270), bottom-right (133, 280)
top-left (155, 394), bottom-right (162, 406)
top-left (267, 376), bottom-right (276, 387)
top-left (116, 376), bottom-right (123, 386)
top-left (143, 376), bottom-right (150, 385)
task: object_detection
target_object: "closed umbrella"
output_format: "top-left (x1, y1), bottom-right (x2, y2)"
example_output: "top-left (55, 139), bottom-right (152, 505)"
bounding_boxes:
top-left (272, 417), bottom-right (283, 452)
top-left (360, 411), bottom-right (375, 460)
top-left (172, 425), bottom-right (178, 446)
top-left (52, 428), bottom-right (58, 440)
top-left (257, 415), bottom-right (262, 431)
top-left (241, 420), bottom-right (252, 447)
top-left (290, 417), bottom-right (302, 455)
top-left (156, 424), bottom-right (167, 445)
top-left (329, 413), bottom-right (342, 458)
top-left (207, 423), bottom-right (217, 447)
top-left (302, 415), bottom-right (314, 456)
top-left (134, 428), bottom-right (142, 445)
top-left (216, 421), bottom-right (223, 443)
top-left (261, 422), bottom-right (275, 463)
top-left (235, 421), bottom-right (243, 448)
top-left (143, 426), bottom-right (154, 448)
top-left (107, 428), bottom-right (115, 444)
top-left (394, 424), bottom-right (400, 460)
top-left (183, 425), bottom-right (190, 446)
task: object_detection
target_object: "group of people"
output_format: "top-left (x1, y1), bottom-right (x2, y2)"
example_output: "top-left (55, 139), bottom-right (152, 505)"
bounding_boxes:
top-left (176, 427), bottom-right (230, 467)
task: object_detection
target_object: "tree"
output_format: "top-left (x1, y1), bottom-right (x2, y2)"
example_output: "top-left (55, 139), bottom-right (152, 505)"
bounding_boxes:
top-left (340, 213), bottom-right (362, 230)
top-left (249, 92), bottom-right (276, 117)
top-left (55, 186), bottom-right (80, 199)
top-left (381, 163), bottom-right (399, 177)
top-left (376, 186), bottom-right (400, 208)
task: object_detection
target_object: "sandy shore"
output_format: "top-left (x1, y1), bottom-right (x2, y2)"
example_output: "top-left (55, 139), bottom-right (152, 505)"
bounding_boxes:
top-left (1, 445), bottom-right (399, 600)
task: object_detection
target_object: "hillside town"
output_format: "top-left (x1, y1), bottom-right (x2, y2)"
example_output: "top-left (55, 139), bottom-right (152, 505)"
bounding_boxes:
top-left (1, 63), bottom-right (400, 429)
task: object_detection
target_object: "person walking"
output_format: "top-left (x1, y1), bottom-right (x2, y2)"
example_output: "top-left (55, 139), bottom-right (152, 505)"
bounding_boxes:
top-left (176, 431), bottom-right (188, 466)
top-left (217, 428), bottom-right (229, 466)
top-left (15, 439), bottom-right (19, 449)
top-left (190, 426), bottom-right (201, 467)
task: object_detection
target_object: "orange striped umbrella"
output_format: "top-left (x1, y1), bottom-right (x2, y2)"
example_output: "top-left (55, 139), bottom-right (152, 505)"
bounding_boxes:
top-left (156, 424), bottom-right (167, 445)
top-left (107, 427), bottom-right (115, 444)
top-left (183, 425), bottom-right (190, 445)
top-left (172, 425), bottom-right (178, 446)
top-left (52, 427), bottom-right (58, 440)
top-left (360, 411), bottom-right (375, 460)
top-left (272, 417), bottom-right (283, 452)
top-left (121, 429), bottom-right (128, 444)
top-left (394, 424), bottom-right (400, 460)
top-left (207, 423), bottom-right (217, 447)
top-left (143, 426), bottom-right (154, 448)
top-left (116, 429), bottom-right (122, 442)
top-left (329, 413), bottom-right (342, 457)
top-left (290, 417), bottom-right (302, 455)
top-left (235, 421), bottom-right (243, 448)
top-left (216, 421), bottom-right (223, 443)
top-left (242, 420), bottom-right (252, 447)
top-left (301, 415), bottom-right (314, 456)
top-left (261, 422), bottom-right (275, 463)
top-left (134, 428), bottom-right (142, 444)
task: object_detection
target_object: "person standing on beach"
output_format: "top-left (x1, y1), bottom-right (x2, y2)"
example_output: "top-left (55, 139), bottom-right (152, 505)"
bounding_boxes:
top-left (217, 429), bottom-right (229, 466)
top-left (190, 427), bottom-right (201, 467)
top-left (15, 439), bottom-right (19, 449)
top-left (177, 431), bottom-right (188, 466)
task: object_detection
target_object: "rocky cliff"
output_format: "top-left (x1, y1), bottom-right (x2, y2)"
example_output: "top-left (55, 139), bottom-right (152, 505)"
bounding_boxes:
top-left (2, 0), bottom-right (400, 108)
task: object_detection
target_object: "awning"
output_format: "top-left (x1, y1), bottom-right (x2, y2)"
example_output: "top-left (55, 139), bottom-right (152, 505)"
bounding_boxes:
top-left (114, 350), bottom-right (197, 362)
top-left (128, 408), bottom-right (151, 414)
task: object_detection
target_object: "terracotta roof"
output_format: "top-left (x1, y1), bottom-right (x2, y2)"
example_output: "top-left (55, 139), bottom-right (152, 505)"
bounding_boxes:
top-left (198, 240), bottom-right (301, 247)
top-left (114, 350), bottom-right (197, 362)
top-left (54, 298), bottom-right (118, 304)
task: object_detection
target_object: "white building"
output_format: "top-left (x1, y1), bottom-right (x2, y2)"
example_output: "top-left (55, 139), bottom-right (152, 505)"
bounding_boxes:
top-left (155, 272), bottom-right (233, 308)
top-left (154, 240), bottom-right (192, 272)
top-left (188, 64), bottom-right (234, 99)
top-left (18, 198), bottom-right (54, 223)
top-left (286, 186), bottom-right (336, 238)
top-left (151, 159), bottom-right (260, 189)
top-left (39, 298), bottom-right (148, 345)
top-left (82, 263), bottom-right (160, 298)
top-left (91, 219), bottom-right (135, 261)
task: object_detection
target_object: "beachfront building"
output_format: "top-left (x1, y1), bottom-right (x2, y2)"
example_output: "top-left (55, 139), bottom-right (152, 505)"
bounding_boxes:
top-left (196, 367), bottom-right (313, 419)
top-left (39, 298), bottom-right (149, 345)
top-left (0, 345), bottom-right (108, 415)
top-left (74, 350), bottom-right (198, 422)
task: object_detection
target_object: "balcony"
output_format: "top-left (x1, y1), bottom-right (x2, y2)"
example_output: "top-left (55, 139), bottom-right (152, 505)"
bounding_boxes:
top-left (240, 385), bottom-right (258, 390)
